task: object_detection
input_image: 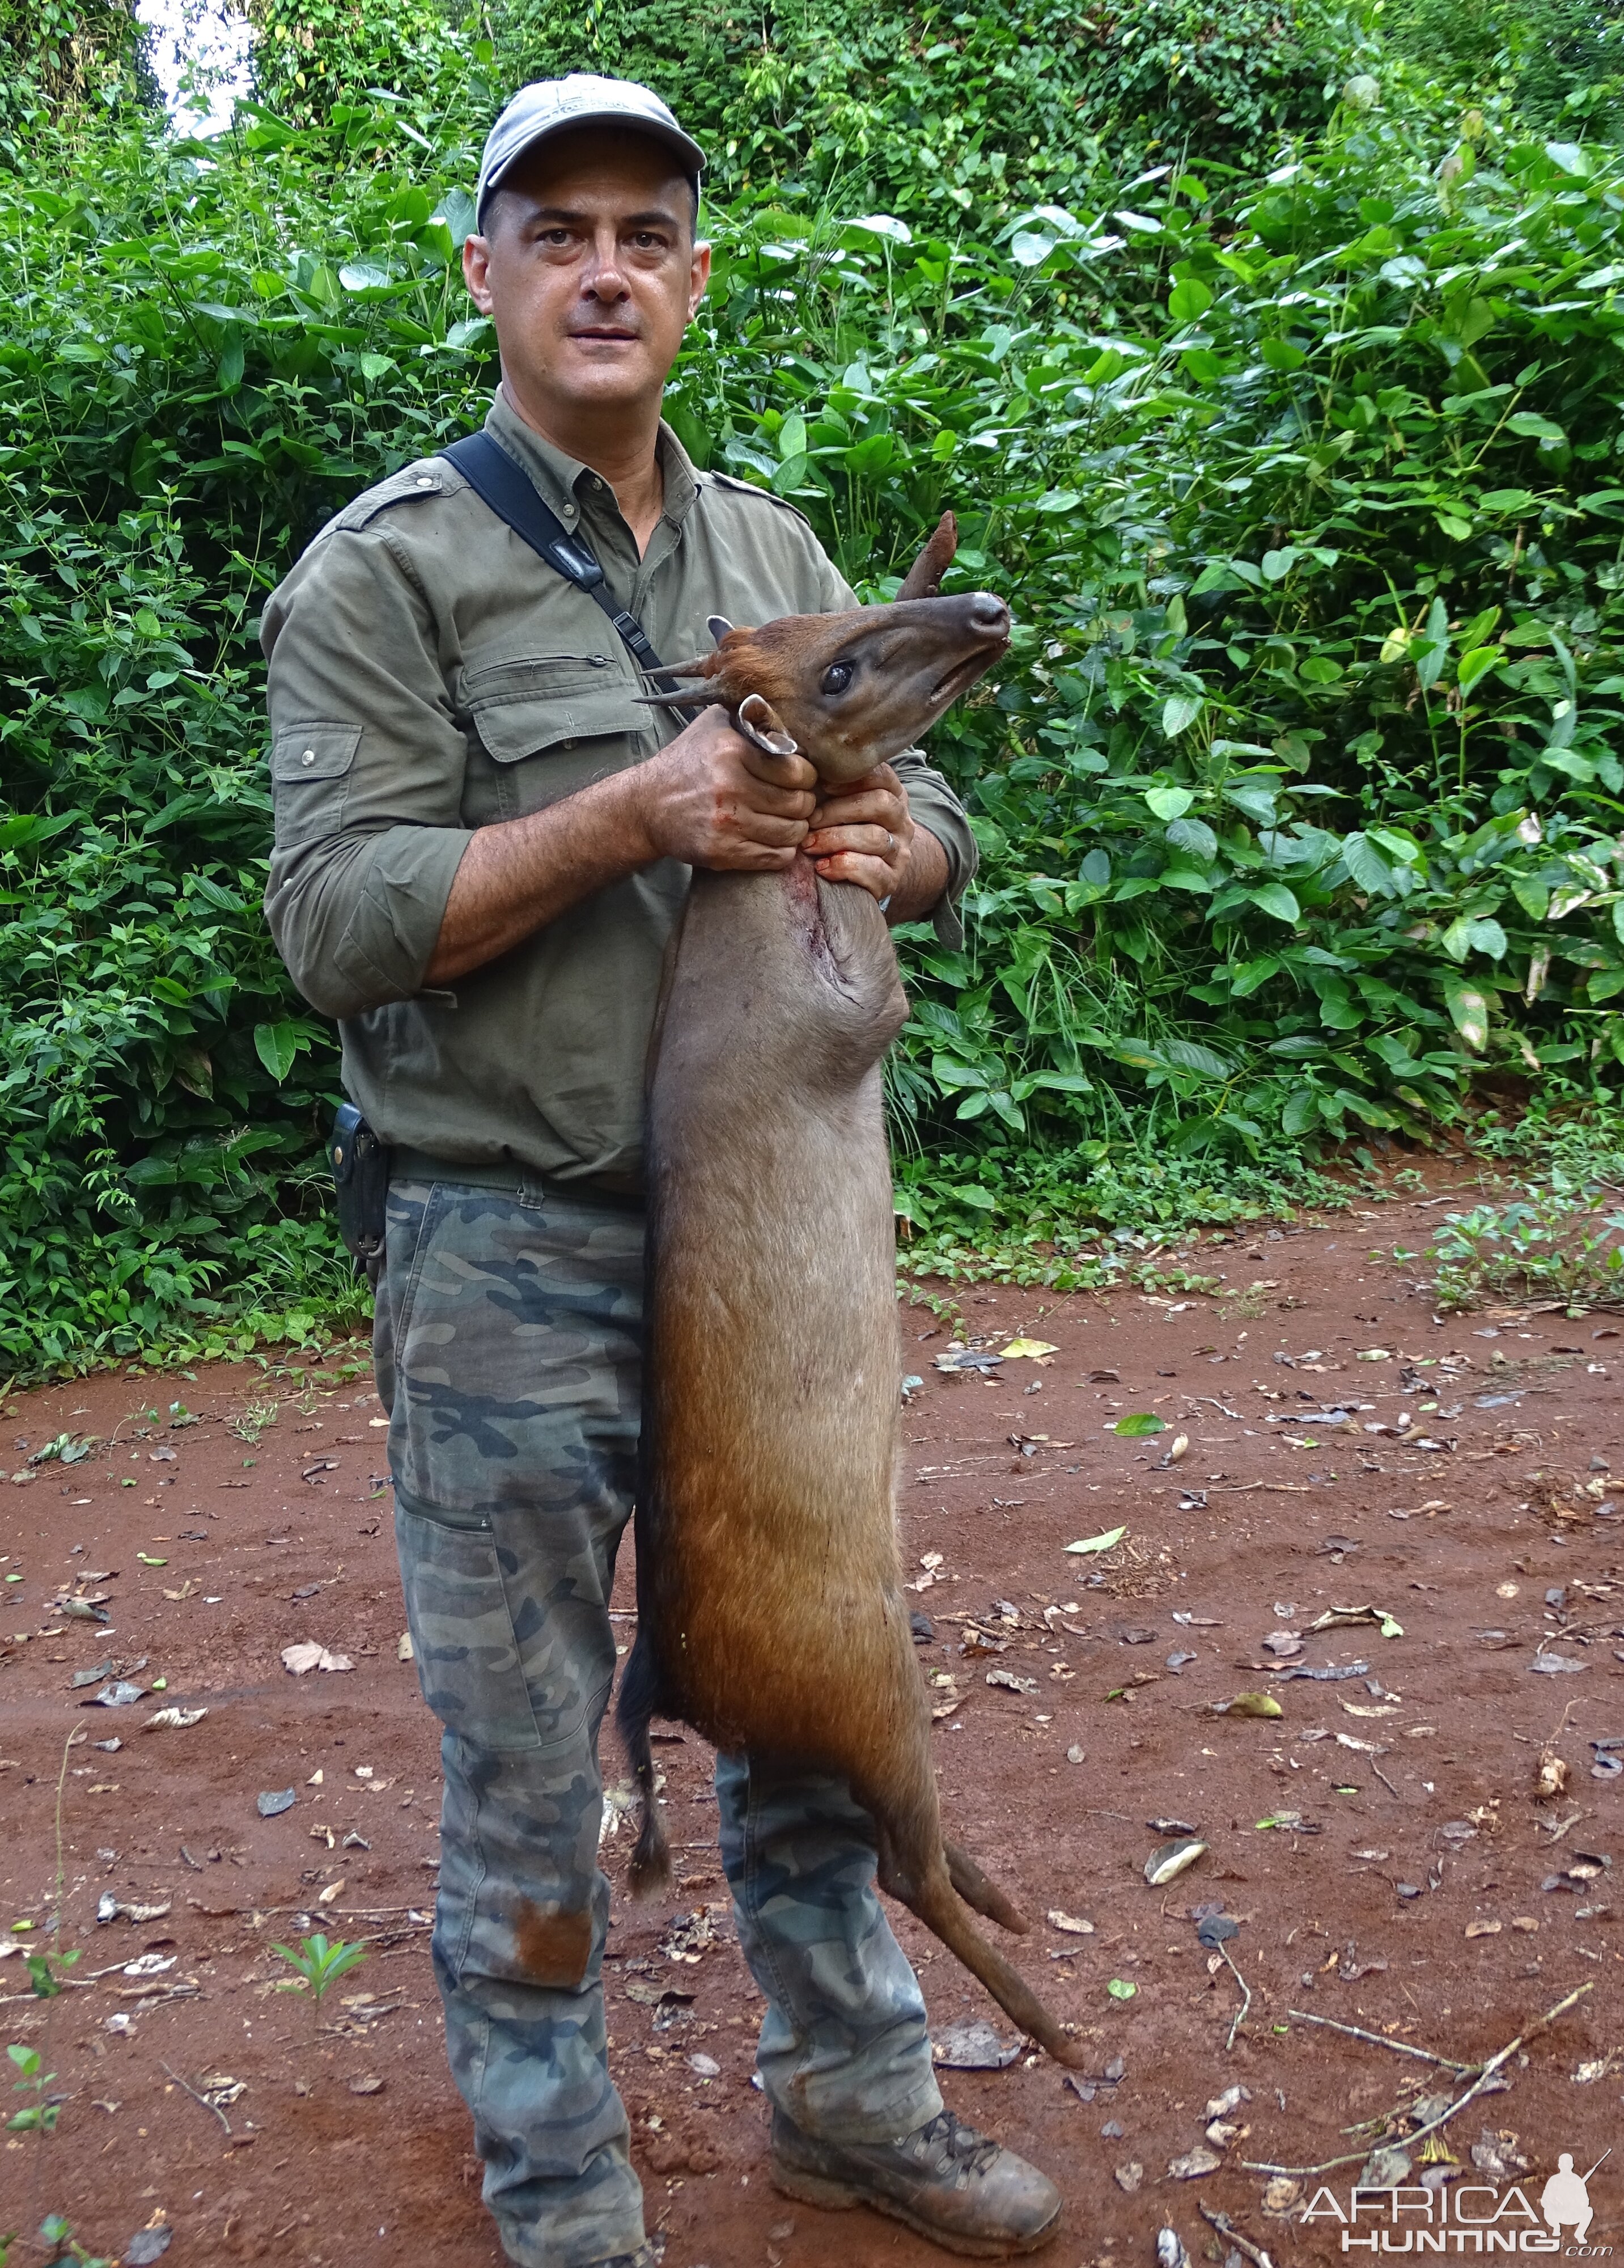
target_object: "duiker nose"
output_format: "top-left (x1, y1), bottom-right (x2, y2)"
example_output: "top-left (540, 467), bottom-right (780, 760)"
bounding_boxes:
top-left (969, 594), bottom-right (1011, 636)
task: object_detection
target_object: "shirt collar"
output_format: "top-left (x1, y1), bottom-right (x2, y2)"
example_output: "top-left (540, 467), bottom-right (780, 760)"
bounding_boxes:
top-left (484, 388), bottom-right (700, 533)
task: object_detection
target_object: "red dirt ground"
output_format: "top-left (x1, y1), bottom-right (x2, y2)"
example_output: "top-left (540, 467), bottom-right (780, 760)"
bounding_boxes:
top-left (2, 1174), bottom-right (1621, 2267)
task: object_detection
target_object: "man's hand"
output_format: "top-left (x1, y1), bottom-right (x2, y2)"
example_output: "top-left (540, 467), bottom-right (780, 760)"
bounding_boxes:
top-left (804, 763), bottom-right (948, 923)
top-left (423, 703), bottom-right (817, 988)
top-left (630, 704), bottom-right (817, 871)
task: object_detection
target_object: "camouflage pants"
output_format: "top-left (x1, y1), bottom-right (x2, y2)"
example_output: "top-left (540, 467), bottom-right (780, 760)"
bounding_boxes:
top-left (375, 1178), bottom-right (940, 2268)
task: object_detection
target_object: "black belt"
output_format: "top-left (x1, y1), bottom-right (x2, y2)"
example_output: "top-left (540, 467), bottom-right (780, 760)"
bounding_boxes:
top-left (389, 1146), bottom-right (645, 1213)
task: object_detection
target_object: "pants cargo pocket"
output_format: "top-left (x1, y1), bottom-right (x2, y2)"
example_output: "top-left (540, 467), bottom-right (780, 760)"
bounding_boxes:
top-left (396, 1499), bottom-right (540, 1751)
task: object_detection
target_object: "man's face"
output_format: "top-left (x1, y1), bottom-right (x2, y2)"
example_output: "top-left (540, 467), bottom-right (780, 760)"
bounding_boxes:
top-left (463, 130), bottom-right (709, 426)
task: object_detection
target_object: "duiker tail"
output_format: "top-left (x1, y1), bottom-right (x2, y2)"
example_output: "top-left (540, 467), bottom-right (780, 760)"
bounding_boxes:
top-left (615, 1631), bottom-right (671, 1896)
top-left (906, 1865), bottom-right (1085, 2068)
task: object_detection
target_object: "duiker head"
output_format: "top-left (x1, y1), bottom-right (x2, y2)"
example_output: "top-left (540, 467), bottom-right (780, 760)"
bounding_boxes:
top-left (645, 513), bottom-right (1009, 782)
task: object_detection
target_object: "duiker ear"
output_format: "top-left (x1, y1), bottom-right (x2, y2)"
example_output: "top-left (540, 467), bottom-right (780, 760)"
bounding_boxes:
top-left (707, 615), bottom-right (735, 645)
top-left (895, 511), bottom-right (959, 603)
top-left (735, 692), bottom-right (800, 756)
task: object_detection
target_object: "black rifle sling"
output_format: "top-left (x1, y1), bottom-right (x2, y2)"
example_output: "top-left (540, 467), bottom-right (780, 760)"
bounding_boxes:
top-left (439, 429), bottom-right (667, 674)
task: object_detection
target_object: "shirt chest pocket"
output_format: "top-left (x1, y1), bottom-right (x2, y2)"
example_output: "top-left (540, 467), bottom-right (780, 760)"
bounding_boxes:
top-left (463, 654), bottom-right (654, 817)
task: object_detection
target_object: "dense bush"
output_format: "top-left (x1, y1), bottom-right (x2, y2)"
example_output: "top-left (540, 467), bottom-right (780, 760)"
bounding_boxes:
top-left (1381, 0), bottom-right (1623, 142)
top-left (0, 0), bottom-right (1621, 1372)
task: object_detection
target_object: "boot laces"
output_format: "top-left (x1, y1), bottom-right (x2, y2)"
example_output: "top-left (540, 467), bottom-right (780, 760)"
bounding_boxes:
top-left (915, 2109), bottom-right (1003, 2179)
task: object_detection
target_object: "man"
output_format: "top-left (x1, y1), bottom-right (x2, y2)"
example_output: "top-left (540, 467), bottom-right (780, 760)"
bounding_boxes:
top-left (262, 72), bottom-right (1063, 2268)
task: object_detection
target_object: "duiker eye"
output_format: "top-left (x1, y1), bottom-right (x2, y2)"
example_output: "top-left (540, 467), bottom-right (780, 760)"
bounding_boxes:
top-left (820, 660), bottom-right (854, 695)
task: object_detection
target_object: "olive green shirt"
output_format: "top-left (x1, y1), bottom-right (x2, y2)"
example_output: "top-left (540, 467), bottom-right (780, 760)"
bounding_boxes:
top-left (261, 391), bottom-right (976, 1189)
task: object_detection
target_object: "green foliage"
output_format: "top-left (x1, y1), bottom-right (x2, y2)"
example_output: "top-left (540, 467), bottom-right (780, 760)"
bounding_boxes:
top-left (22, 1948), bottom-right (80, 2000)
top-left (272, 1930), bottom-right (370, 2000)
top-left (36, 2218), bottom-right (113, 2268)
top-left (1428, 1175), bottom-right (1624, 1308)
top-left (1382, 0), bottom-right (1623, 142)
top-left (0, 0), bottom-right (143, 142)
top-left (6, 2042), bottom-right (59, 2132)
top-left (2, 0), bottom-right (1622, 1370)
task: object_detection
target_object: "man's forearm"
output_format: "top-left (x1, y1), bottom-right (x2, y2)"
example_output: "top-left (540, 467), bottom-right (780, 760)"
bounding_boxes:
top-left (423, 768), bottom-right (652, 987)
top-left (885, 823), bottom-right (949, 926)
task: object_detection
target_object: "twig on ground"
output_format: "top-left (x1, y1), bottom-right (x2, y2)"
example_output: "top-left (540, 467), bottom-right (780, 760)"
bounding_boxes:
top-left (1283, 2010), bottom-right (1474, 2073)
top-left (1541, 1809), bottom-right (1589, 1843)
top-left (1207, 1483), bottom-right (1313, 1495)
top-left (1219, 1943), bottom-right (1252, 2052)
top-left (1199, 2205), bottom-right (1274, 2268)
top-left (1371, 1759), bottom-right (1401, 1799)
top-left (1243, 1982), bottom-right (1593, 2177)
top-left (162, 2059), bottom-right (231, 2135)
top-left (1188, 1398), bottom-right (1245, 1421)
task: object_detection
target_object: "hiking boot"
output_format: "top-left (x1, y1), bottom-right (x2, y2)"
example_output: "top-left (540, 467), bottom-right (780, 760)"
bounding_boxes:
top-left (769, 2106), bottom-right (1062, 2259)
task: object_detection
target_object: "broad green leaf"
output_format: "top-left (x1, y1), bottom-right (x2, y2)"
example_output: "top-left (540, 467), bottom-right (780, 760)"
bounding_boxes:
top-left (338, 259), bottom-right (393, 294)
top-left (254, 1022), bottom-right (302, 1083)
top-left (1112, 1412), bottom-right (1166, 1437)
top-left (1247, 883), bottom-right (1300, 924)
top-left (1106, 1978), bottom-right (1137, 2000)
top-left (1222, 782), bottom-right (1278, 824)
top-left (1065, 1524), bottom-right (1127, 1555)
top-left (1161, 1038), bottom-right (1234, 1077)
top-left (1414, 596), bottom-right (1451, 692)
top-left (1145, 784), bottom-right (1195, 820)
top-left (1444, 980), bottom-right (1490, 1053)
top-left (1258, 336), bottom-right (1305, 371)
top-left (1165, 816), bottom-right (1217, 863)
top-left (1341, 833), bottom-right (1397, 897)
top-left (1011, 231), bottom-right (1057, 268)
top-left (1229, 955), bottom-right (1282, 998)
top-left (1161, 695), bottom-right (1203, 739)
top-left (1168, 276), bottom-right (1213, 322)
top-left (1544, 141), bottom-right (1592, 178)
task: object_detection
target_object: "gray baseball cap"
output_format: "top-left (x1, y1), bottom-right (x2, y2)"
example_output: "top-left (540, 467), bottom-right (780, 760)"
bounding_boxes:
top-left (476, 75), bottom-right (706, 232)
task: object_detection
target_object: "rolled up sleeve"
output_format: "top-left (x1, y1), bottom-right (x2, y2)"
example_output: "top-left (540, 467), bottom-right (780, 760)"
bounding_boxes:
top-left (262, 523), bottom-right (471, 1018)
top-left (888, 752), bottom-right (978, 948)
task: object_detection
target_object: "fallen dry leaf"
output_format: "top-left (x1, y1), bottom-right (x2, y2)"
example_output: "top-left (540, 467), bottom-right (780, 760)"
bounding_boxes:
top-left (281, 1642), bottom-right (353, 1675)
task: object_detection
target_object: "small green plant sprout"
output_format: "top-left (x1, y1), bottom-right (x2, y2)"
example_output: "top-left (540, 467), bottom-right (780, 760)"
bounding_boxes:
top-left (36, 2215), bottom-right (113, 2267)
top-left (272, 1931), bottom-right (368, 2011)
top-left (7, 2043), bottom-right (58, 2132)
top-left (25, 1948), bottom-right (80, 2000)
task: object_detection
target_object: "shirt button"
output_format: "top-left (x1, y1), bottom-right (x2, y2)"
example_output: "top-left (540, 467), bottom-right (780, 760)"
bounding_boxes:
top-left (415, 476), bottom-right (434, 489)
top-left (300, 749), bottom-right (317, 766)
